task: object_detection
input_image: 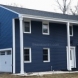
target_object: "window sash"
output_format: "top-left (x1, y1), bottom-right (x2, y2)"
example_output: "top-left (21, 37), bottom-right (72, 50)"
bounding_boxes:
top-left (42, 23), bottom-right (49, 34)
top-left (43, 48), bottom-right (50, 62)
top-left (70, 26), bottom-right (73, 36)
top-left (24, 48), bottom-right (31, 63)
top-left (24, 22), bottom-right (31, 33)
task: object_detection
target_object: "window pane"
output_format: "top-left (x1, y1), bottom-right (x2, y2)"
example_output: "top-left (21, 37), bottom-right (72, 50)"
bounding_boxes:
top-left (43, 55), bottom-right (48, 61)
top-left (43, 49), bottom-right (48, 61)
top-left (70, 26), bottom-right (72, 35)
top-left (43, 49), bottom-right (48, 54)
top-left (24, 56), bottom-right (29, 61)
top-left (43, 24), bottom-right (48, 33)
top-left (70, 50), bottom-right (72, 60)
top-left (0, 51), bottom-right (5, 55)
top-left (7, 51), bottom-right (11, 55)
top-left (24, 22), bottom-right (30, 32)
top-left (24, 49), bottom-right (29, 55)
top-left (24, 49), bottom-right (30, 61)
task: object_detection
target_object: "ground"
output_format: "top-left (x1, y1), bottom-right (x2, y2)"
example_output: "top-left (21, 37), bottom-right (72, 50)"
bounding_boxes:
top-left (1, 73), bottom-right (78, 78)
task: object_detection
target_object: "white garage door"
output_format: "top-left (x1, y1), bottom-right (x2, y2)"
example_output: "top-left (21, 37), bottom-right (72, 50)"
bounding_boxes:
top-left (0, 50), bottom-right (12, 72)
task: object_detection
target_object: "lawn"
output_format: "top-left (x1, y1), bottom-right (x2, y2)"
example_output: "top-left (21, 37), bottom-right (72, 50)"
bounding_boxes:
top-left (1, 73), bottom-right (78, 78)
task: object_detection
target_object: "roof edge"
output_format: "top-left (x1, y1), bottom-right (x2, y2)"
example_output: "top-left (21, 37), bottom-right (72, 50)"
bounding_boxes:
top-left (19, 14), bottom-right (78, 24)
top-left (0, 5), bottom-right (20, 15)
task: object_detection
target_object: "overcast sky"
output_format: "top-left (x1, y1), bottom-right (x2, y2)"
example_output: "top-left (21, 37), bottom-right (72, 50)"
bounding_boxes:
top-left (0, 0), bottom-right (78, 13)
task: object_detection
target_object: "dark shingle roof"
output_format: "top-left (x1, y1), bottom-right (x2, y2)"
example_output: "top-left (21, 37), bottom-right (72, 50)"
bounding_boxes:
top-left (0, 4), bottom-right (78, 21)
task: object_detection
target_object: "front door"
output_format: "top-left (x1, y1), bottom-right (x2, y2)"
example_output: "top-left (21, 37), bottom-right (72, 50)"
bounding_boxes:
top-left (70, 48), bottom-right (76, 68)
top-left (67, 46), bottom-right (76, 70)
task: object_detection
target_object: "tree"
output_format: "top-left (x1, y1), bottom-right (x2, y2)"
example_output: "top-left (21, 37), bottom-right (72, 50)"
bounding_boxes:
top-left (56, 0), bottom-right (71, 14)
top-left (70, 2), bottom-right (78, 15)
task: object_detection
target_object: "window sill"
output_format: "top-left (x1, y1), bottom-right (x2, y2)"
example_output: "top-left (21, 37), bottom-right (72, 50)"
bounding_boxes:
top-left (24, 61), bottom-right (31, 63)
top-left (70, 35), bottom-right (73, 37)
top-left (43, 61), bottom-right (50, 62)
top-left (42, 33), bottom-right (50, 35)
top-left (24, 32), bottom-right (31, 34)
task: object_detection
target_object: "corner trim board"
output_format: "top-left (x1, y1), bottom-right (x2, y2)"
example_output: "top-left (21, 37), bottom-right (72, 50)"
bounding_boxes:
top-left (12, 19), bottom-right (16, 74)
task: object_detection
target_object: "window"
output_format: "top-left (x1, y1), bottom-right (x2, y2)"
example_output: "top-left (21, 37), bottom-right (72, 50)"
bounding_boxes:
top-left (24, 21), bottom-right (31, 33)
top-left (43, 48), bottom-right (50, 62)
top-left (42, 22), bottom-right (49, 35)
top-left (0, 51), bottom-right (5, 55)
top-left (70, 26), bottom-right (73, 36)
top-left (7, 51), bottom-right (11, 55)
top-left (24, 48), bottom-right (31, 63)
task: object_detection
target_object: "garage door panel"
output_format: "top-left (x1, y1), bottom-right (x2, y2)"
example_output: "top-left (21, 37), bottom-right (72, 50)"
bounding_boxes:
top-left (0, 50), bottom-right (12, 72)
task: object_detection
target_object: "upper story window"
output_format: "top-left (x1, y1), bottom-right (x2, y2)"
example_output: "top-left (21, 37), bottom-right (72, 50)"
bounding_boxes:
top-left (43, 48), bottom-right (50, 62)
top-left (42, 22), bottom-right (49, 35)
top-left (24, 21), bottom-right (31, 33)
top-left (70, 25), bottom-right (73, 36)
top-left (24, 48), bottom-right (31, 63)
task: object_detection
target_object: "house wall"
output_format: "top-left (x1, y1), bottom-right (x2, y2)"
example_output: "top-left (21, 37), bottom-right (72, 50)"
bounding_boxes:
top-left (70, 25), bottom-right (78, 70)
top-left (0, 7), bottom-right (18, 49)
top-left (15, 19), bottom-right (20, 73)
top-left (15, 20), bottom-right (67, 73)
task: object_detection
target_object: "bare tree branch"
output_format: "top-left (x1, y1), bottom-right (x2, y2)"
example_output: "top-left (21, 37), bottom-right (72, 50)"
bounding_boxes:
top-left (66, 0), bottom-right (71, 10)
top-left (56, 0), bottom-right (63, 11)
top-left (55, 0), bottom-right (71, 14)
top-left (70, 2), bottom-right (78, 15)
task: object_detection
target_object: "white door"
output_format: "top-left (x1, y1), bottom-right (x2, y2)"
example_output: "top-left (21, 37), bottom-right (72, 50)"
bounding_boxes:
top-left (0, 50), bottom-right (12, 72)
top-left (70, 48), bottom-right (76, 68)
top-left (67, 47), bottom-right (76, 70)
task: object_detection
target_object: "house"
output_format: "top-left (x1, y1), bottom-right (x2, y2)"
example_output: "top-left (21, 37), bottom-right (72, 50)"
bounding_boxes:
top-left (0, 4), bottom-right (78, 74)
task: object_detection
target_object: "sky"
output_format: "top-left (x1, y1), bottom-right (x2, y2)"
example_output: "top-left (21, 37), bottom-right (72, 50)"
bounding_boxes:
top-left (0, 0), bottom-right (78, 13)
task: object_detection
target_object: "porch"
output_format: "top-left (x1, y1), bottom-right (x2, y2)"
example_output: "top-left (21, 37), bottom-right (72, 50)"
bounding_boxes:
top-left (13, 14), bottom-right (78, 74)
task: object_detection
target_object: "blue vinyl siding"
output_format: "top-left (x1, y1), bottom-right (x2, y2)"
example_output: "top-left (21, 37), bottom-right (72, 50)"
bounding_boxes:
top-left (15, 20), bottom-right (67, 73)
top-left (0, 7), bottom-right (18, 49)
top-left (70, 25), bottom-right (78, 69)
top-left (15, 19), bottom-right (20, 73)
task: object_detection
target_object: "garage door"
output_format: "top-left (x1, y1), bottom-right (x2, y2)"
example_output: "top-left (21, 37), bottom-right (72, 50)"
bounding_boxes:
top-left (0, 50), bottom-right (12, 72)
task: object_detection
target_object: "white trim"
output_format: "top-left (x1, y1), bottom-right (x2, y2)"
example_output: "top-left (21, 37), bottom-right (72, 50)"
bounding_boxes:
top-left (67, 22), bottom-right (71, 71)
top-left (42, 22), bottom-right (49, 35)
top-left (70, 25), bottom-right (73, 36)
top-left (43, 48), bottom-right (50, 62)
top-left (0, 5), bottom-right (20, 15)
top-left (19, 14), bottom-right (78, 24)
top-left (0, 48), bottom-right (12, 51)
top-left (19, 17), bottom-right (24, 74)
top-left (24, 48), bottom-right (32, 63)
top-left (66, 46), bottom-right (76, 70)
top-left (12, 19), bottom-right (15, 74)
top-left (23, 20), bottom-right (31, 34)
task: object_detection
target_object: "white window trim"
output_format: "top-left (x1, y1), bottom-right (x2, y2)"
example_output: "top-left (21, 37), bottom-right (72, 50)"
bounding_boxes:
top-left (24, 48), bottom-right (32, 63)
top-left (70, 25), bottom-right (73, 36)
top-left (42, 22), bottom-right (50, 35)
top-left (23, 20), bottom-right (31, 34)
top-left (43, 48), bottom-right (50, 62)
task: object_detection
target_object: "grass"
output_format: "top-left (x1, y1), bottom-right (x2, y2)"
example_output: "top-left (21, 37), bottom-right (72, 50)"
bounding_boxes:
top-left (1, 73), bottom-right (78, 78)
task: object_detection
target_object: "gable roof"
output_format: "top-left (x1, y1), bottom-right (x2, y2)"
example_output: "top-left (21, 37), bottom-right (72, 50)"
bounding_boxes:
top-left (0, 4), bottom-right (78, 21)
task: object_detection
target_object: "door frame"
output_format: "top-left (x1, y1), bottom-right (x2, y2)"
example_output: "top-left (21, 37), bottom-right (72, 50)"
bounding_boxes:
top-left (66, 46), bottom-right (76, 70)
